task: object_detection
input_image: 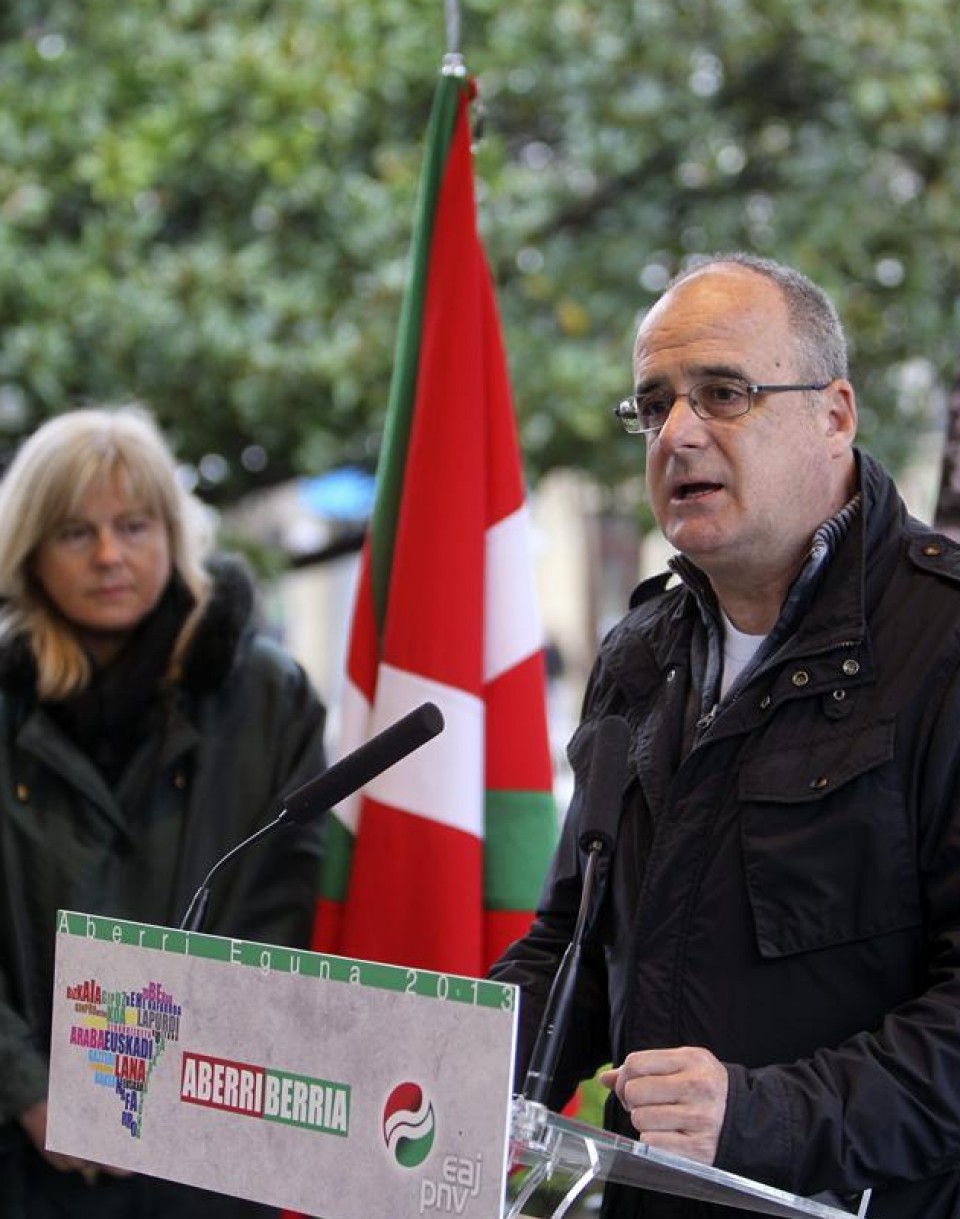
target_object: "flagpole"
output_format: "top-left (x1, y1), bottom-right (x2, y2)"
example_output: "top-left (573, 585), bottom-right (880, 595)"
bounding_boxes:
top-left (444, 0), bottom-right (461, 58)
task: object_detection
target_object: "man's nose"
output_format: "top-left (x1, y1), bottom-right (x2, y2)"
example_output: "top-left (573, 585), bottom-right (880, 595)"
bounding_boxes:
top-left (652, 392), bottom-right (707, 448)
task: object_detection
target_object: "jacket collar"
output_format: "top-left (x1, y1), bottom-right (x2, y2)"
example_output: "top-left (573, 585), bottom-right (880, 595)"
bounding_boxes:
top-left (178, 553), bottom-right (256, 695)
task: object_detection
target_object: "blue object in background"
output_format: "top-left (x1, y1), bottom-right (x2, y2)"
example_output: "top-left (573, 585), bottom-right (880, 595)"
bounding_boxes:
top-left (297, 466), bottom-right (376, 522)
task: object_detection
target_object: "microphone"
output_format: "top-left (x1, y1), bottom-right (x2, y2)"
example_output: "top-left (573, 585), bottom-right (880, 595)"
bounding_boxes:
top-left (521, 714), bottom-right (631, 1106)
top-left (280, 700), bottom-right (445, 824)
top-left (178, 700), bottom-right (445, 933)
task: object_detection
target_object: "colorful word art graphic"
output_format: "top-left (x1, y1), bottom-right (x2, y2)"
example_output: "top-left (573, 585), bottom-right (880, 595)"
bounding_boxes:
top-left (65, 977), bottom-right (181, 1138)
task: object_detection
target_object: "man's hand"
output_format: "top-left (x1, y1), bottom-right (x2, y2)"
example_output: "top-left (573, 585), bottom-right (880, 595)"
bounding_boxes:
top-left (600, 1046), bottom-right (728, 1165)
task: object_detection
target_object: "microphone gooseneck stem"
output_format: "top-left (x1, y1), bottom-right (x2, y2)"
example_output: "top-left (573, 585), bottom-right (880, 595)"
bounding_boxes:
top-left (521, 844), bottom-right (603, 1106)
top-left (177, 817), bottom-right (286, 933)
top-left (179, 885), bottom-right (211, 934)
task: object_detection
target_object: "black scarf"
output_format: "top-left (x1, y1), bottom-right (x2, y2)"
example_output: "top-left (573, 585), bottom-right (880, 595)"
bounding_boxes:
top-left (44, 576), bottom-right (195, 787)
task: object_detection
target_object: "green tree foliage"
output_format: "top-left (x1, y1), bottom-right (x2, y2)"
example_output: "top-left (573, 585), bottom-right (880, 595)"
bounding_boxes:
top-left (0, 0), bottom-right (957, 499)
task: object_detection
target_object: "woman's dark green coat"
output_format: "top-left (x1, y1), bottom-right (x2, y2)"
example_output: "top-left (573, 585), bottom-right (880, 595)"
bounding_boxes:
top-left (0, 556), bottom-right (327, 1218)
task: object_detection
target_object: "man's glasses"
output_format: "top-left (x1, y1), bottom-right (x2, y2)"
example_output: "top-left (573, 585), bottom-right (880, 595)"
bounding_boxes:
top-left (613, 377), bottom-right (831, 436)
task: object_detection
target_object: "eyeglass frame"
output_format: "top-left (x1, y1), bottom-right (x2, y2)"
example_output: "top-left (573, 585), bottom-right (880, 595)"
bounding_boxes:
top-left (613, 377), bottom-right (832, 436)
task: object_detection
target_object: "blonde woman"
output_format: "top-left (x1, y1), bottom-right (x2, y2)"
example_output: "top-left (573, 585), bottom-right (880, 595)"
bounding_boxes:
top-left (0, 407), bottom-right (326, 1218)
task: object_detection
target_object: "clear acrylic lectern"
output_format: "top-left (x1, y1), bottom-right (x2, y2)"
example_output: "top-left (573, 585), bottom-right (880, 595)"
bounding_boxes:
top-left (505, 1097), bottom-right (871, 1219)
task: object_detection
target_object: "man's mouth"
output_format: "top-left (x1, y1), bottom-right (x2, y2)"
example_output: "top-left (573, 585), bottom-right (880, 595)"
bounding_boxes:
top-left (673, 481), bottom-right (722, 501)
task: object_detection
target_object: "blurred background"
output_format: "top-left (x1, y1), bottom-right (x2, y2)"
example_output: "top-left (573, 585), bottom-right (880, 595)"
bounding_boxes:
top-left (1, 0), bottom-right (958, 774)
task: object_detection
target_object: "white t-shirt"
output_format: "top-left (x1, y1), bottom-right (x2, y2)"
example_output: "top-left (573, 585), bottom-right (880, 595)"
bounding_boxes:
top-left (720, 611), bottom-right (767, 700)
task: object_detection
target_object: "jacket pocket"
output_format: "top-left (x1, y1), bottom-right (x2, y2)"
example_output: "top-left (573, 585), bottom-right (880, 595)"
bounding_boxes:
top-left (738, 717), bottom-right (921, 958)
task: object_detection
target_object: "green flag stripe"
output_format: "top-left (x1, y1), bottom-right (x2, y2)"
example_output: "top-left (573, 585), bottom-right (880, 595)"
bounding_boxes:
top-left (321, 814), bottom-right (357, 904)
top-left (484, 789), bottom-right (558, 909)
top-left (369, 71), bottom-right (465, 635)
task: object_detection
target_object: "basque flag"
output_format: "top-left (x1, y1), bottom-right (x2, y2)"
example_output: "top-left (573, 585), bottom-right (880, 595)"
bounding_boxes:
top-left (312, 66), bottom-right (557, 977)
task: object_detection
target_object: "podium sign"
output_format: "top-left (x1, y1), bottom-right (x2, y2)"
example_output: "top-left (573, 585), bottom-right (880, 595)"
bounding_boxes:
top-left (47, 911), bottom-right (518, 1218)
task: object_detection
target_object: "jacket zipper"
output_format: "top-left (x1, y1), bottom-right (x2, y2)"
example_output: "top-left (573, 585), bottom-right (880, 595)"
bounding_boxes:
top-left (694, 637), bottom-right (861, 741)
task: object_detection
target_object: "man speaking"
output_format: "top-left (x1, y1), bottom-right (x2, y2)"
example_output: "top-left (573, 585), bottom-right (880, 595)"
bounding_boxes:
top-left (493, 253), bottom-right (960, 1218)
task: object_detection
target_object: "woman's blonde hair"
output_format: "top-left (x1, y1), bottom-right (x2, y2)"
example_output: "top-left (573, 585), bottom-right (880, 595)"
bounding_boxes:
top-left (0, 406), bottom-right (214, 699)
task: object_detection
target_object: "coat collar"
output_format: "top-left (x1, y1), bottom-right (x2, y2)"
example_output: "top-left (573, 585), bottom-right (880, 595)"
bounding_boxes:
top-left (178, 553), bottom-right (256, 695)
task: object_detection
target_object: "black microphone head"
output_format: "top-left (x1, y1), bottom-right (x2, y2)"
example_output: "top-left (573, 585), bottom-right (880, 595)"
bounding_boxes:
top-left (577, 715), bottom-right (631, 855)
top-left (281, 700), bottom-right (445, 825)
top-left (415, 700), bottom-right (445, 738)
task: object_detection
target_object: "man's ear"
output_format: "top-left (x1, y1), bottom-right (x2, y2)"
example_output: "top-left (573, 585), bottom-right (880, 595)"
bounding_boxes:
top-left (822, 379), bottom-right (857, 453)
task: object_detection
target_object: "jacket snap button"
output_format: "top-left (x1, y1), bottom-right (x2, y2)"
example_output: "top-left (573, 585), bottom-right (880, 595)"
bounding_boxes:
top-left (922, 544), bottom-right (943, 557)
top-left (16, 783), bottom-right (29, 802)
top-left (759, 695), bottom-right (771, 710)
top-left (791, 670), bottom-right (810, 687)
top-left (666, 668), bottom-right (676, 683)
top-left (842, 659), bottom-right (860, 676)
top-left (810, 776), bottom-right (829, 789)
top-left (832, 689), bottom-right (846, 702)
